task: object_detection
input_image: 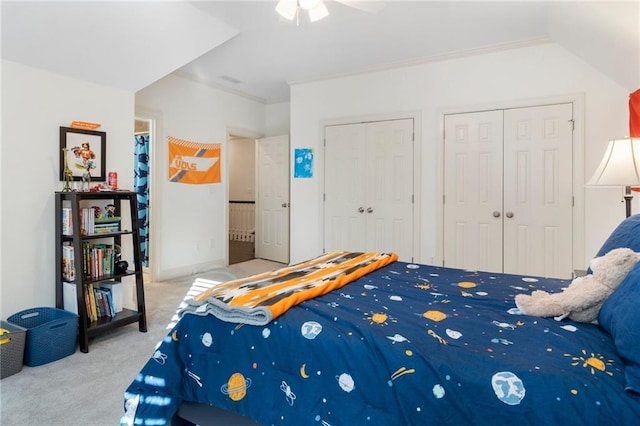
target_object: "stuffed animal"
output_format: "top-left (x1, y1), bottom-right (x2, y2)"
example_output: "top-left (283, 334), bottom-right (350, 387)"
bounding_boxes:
top-left (514, 247), bottom-right (640, 324)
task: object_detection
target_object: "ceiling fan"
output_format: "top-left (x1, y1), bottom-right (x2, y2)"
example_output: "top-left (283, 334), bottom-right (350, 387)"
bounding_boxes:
top-left (276, 0), bottom-right (383, 24)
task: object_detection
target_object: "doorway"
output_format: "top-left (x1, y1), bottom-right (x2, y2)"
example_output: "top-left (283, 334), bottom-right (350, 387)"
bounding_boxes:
top-left (228, 135), bottom-right (257, 264)
top-left (227, 132), bottom-right (291, 265)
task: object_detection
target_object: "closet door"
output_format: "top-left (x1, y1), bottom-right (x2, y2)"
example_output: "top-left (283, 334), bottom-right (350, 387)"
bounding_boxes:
top-left (502, 103), bottom-right (574, 278)
top-left (324, 123), bottom-right (368, 252)
top-left (324, 119), bottom-right (415, 261)
top-left (443, 110), bottom-right (504, 272)
top-left (365, 119), bottom-right (414, 259)
top-left (443, 103), bottom-right (574, 279)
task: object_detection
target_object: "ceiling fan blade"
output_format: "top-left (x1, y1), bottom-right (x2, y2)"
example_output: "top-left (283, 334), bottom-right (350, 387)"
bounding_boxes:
top-left (309, 1), bottom-right (330, 22)
top-left (335, 0), bottom-right (385, 13)
top-left (276, 0), bottom-right (297, 20)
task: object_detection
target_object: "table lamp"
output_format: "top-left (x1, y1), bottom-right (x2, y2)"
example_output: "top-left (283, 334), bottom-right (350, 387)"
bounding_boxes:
top-left (587, 138), bottom-right (640, 217)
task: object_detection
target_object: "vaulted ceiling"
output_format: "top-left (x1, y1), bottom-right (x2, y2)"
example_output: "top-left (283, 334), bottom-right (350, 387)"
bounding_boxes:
top-left (2, 1), bottom-right (638, 104)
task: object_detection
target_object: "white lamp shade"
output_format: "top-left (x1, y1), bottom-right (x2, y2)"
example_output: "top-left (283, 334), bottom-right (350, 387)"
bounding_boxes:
top-left (587, 138), bottom-right (640, 186)
top-left (276, 0), bottom-right (297, 20)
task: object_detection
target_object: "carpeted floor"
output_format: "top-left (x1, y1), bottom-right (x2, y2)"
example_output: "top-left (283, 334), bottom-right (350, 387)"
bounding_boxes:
top-left (0, 259), bottom-right (282, 426)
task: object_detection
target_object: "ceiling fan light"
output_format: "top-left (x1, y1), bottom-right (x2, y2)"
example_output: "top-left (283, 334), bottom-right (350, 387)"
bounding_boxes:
top-left (276, 0), bottom-right (297, 20)
top-left (308, 1), bottom-right (329, 22)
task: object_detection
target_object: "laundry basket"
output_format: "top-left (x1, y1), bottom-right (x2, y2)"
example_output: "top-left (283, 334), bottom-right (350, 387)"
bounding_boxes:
top-left (0, 321), bottom-right (27, 378)
top-left (7, 307), bottom-right (78, 367)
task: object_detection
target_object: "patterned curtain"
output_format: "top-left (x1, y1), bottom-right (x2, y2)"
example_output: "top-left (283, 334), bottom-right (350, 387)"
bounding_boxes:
top-left (134, 135), bottom-right (150, 267)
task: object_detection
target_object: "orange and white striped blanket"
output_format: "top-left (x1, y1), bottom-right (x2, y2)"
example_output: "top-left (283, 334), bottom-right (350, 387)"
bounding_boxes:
top-left (179, 251), bottom-right (398, 325)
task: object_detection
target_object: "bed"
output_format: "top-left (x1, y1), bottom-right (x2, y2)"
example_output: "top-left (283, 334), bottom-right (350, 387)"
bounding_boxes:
top-left (122, 218), bottom-right (640, 425)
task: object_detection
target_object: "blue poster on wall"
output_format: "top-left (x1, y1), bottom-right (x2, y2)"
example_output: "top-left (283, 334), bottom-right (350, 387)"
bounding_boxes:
top-left (294, 148), bottom-right (314, 178)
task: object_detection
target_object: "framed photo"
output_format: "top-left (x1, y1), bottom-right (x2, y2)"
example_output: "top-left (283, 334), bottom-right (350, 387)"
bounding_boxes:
top-left (59, 126), bottom-right (106, 181)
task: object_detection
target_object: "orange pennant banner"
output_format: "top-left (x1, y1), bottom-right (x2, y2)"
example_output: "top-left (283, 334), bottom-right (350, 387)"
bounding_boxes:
top-left (168, 136), bottom-right (221, 184)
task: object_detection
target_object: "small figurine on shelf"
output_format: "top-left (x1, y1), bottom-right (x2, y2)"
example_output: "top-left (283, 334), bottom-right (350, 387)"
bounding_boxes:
top-left (113, 244), bottom-right (129, 274)
top-left (81, 171), bottom-right (91, 191)
top-left (61, 147), bottom-right (74, 192)
top-left (104, 204), bottom-right (116, 217)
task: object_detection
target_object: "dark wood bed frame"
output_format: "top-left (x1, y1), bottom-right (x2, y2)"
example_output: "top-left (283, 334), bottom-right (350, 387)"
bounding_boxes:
top-left (172, 402), bottom-right (261, 426)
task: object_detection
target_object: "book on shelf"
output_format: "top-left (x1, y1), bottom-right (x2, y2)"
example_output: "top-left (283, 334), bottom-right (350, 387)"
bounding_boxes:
top-left (63, 282), bottom-right (78, 314)
top-left (86, 284), bottom-right (98, 321)
top-left (100, 281), bottom-right (123, 313)
top-left (62, 243), bottom-right (76, 281)
top-left (61, 207), bottom-right (73, 235)
top-left (80, 207), bottom-right (95, 235)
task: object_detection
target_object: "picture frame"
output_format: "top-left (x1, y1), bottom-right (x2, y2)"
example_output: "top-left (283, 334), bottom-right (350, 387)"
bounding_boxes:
top-left (59, 126), bottom-right (106, 181)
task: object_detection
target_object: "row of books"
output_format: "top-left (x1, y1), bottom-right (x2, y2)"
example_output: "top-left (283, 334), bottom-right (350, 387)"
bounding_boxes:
top-left (93, 219), bottom-right (121, 234)
top-left (61, 206), bottom-right (121, 235)
top-left (83, 241), bottom-right (117, 279)
top-left (63, 281), bottom-right (123, 321)
top-left (86, 283), bottom-right (115, 321)
top-left (62, 241), bottom-right (120, 280)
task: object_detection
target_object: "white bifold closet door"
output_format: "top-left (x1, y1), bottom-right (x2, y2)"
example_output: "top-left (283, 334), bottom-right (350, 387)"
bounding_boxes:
top-left (324, 119), bottom-right (415, 261)
top-left (443, 103), bottom-right (574, 279)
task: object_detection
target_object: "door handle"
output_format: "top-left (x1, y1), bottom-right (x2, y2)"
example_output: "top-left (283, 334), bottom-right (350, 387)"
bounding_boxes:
top-left (493, 211), bottom-right (501, 218)
top-left (281, 202), bottom-right (290, 208)
top-left (366, 207), bottom-right (373, 213)
top-left (506, 211), bottom-right (514, 218)
top-left (358, 207), bottom-right (365, 213)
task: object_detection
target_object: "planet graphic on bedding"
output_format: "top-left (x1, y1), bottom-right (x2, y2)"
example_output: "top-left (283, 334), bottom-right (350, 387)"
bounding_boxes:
top-left (301, 321), bottom-right (323, 339)
top-left (491, 371), bottom-right (526, 405)
top-left (221, 372), bottom-right (252, 401)
top-left (336, 373), bottom-right (355, 392)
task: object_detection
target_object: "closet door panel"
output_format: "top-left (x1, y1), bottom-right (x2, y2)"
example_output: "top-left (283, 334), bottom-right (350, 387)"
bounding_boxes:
top-left (324, 124), bottom-right (367, 253)
top-left (365, 119), bottom-right (414, 260)
top-left (443, 110), bottom-right (504, 272)
top-left (503, 103), bottom-right (573, 278)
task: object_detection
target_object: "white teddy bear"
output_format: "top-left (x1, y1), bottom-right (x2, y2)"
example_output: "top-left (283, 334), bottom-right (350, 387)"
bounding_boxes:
top-left (514, 247), bottom-right (640, 324)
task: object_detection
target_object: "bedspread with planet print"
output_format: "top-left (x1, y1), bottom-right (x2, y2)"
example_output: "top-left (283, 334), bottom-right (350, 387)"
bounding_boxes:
top-left (122, 261), bottom-right (640, 425)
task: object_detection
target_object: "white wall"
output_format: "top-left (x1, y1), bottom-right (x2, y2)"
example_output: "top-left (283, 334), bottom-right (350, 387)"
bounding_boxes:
top-left (289, 43), bottom-right (630, 267)
top-left (266, 102), bottom-right (291, 136)
top-left (1, 60), bottom-right (135, 318)
top-left (135, 74), bottom-right (266, 280)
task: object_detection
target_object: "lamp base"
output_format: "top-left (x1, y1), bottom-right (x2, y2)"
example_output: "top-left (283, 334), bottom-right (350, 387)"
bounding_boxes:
top-left (624, 186), bottom-right (633, 218)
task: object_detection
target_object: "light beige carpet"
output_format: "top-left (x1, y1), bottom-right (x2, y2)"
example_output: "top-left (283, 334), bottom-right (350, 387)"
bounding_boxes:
top-left (0, 259), bottom-right (282, 426)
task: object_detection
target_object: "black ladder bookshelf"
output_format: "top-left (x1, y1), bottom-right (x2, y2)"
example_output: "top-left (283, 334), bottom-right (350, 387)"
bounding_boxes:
top-left (54, 191), bottom-right (147, 353)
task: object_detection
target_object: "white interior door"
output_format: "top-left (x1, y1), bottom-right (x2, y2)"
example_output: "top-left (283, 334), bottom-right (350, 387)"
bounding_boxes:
top-left (503, 103), bottom-right (574, 278)
top-left (443, 110), bottom-right (504, 272)
top-left (324, 123), bottom-right (368, 252)
top-left (255, 135), bottom-right (290, 264)
top-left (324, 119), bottom-right (414, 261)
top-left (443, 103), bottom-right (574, 279)
top-left (365, 119), bottom-right (414, 260)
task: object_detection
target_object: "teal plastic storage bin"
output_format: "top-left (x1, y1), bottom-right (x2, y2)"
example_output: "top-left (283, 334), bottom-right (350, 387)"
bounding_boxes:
top-left (7, 307), bottom-right (78, 367)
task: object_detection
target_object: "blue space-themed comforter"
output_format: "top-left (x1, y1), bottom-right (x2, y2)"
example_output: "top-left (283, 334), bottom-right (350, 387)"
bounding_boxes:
top-left (122, 261), bottom-right (640, 425)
